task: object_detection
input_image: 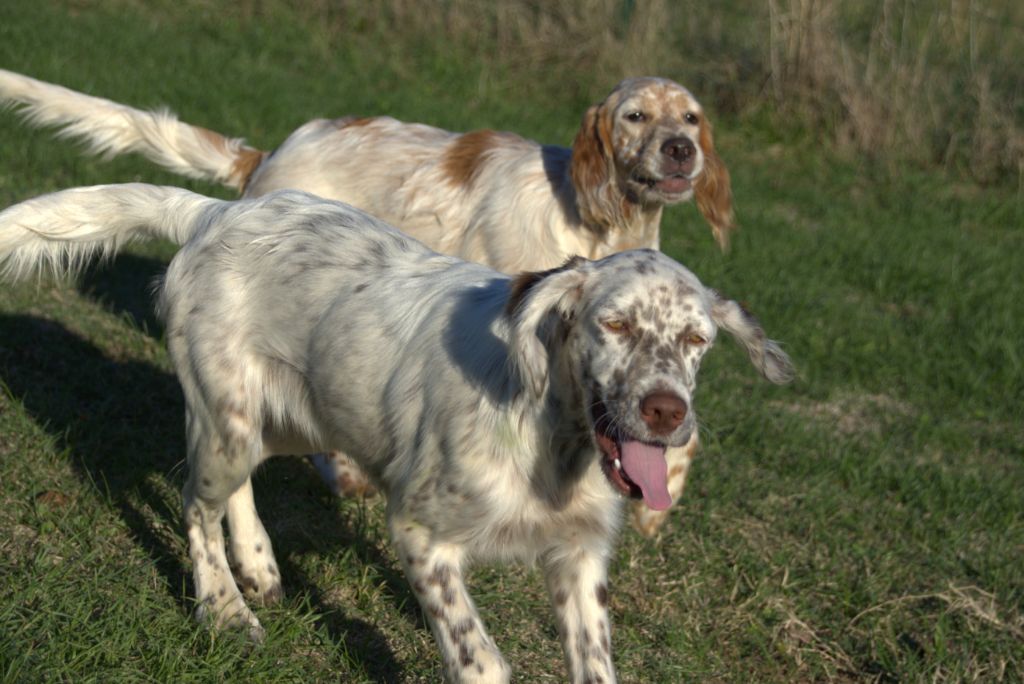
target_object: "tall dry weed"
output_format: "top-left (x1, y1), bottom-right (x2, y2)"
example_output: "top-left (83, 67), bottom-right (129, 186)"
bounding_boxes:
top-left (764, 0), bottom-right (1023, 183)
top-left (218, 0), bottom-right (1024, 184)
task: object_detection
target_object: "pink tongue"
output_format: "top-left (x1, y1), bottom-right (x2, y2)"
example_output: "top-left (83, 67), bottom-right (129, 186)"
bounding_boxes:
top-left (620, 441), bottom-right (671, 510)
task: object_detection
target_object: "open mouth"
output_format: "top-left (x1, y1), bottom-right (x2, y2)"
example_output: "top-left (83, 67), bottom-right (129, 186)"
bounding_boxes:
top-left (591, 401), bottom-right (673, 511)
top-left (633, 173), bottom-right (693, 196)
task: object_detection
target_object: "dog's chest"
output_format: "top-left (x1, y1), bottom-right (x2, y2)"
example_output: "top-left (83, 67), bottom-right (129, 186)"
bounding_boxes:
top-left (408, 443), bottom-right (618, 561)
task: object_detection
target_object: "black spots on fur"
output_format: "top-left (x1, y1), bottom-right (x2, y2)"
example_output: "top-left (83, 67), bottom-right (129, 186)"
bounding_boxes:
top-left (201, 477), bottom-right (212, 487)
top-left (595, 583), bottom-right (608, 606)
top-left (427, 562), bottom-right (458, 608)
top-left (448, 618), bottom-right (474, 645)
top-left (675, 278), bottom-right (697, 299)
top-left (267, 564), bottom-right (279, 578)
top-left (255, 544), bottom-right (262, 554)
top-left (264, 584), bottom-right (283, 603)
top-left (429, 564), bottom-right (454, 590)
top-left (354, 282), bottom-right (370, 293)
top-left (634, 259), bottom-right (653, 275)
top-left (627, 300), bottom-right (641, 323)
top-left (504, 255), bottom-right (585, 316)
top-left (655, 344), bottom-right (677, 364)
top-left (459, 643), bottom-right (475, 667)
top-left (239, 575), bottom-right (260, 595)
top-left (368, 240), bottom-right (389, 264)
top-left (554, 589), bottom-right (568, 606)
top-left (218, 587), bottom-right (227, 597)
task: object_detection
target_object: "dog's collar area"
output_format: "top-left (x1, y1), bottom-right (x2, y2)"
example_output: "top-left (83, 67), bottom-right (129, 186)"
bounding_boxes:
top-left (591, 400), bottom-right (672, 510)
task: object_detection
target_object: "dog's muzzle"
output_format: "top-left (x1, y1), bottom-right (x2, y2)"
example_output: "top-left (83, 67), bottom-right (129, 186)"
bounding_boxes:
top-left (591, 393), bottom-right (688, 511)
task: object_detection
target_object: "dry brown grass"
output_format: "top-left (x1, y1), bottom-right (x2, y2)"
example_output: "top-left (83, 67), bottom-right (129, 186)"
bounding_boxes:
top-left (764, 0), bottom-right (1024, 183)
top-left (236, 0), bottom-right (1024, 185)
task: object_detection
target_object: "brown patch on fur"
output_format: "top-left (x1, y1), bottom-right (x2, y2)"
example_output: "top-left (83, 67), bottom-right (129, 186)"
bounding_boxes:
top-left (333, 116), bottom-right (378, 129)
top-left (693, 118), bottom-right (734, 250)
top-left (667, 465), bottom-right (687, 480)
top-left (570, 104), bottom-right (619, 232)
top-left (195, 126), bottom-right (267, 193)
top-left (440, 129), bottom-right (506, 189)
top-left (332, 458), bottom-right (378, 498)
top-left (231, 147), bottom-right (267, 193)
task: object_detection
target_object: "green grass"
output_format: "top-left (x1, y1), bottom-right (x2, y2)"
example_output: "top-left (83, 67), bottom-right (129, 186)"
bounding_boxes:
top-left (1, 1), bottom-right (1022, 682)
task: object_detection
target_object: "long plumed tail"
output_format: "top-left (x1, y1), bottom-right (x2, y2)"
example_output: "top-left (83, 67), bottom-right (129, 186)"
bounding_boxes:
top-left (0, 69), bottom-right (265, 191)
top-left (0, 184), bottom-right (222, 280)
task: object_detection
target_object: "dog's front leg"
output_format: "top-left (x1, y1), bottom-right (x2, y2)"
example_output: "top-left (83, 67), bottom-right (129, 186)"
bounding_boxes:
top-left (542, 545), bottom-right (617, 684)
top-left (391, 517), bottom-right (511, 683)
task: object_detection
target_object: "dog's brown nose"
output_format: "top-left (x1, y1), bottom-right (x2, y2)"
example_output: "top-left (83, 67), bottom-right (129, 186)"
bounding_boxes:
top-left (660, 137), bottom-right (696, 163)
top-left (640, 391), bottom-right (687, 435)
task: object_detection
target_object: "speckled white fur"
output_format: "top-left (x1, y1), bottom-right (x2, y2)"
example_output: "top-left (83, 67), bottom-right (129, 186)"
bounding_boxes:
top-left (0, 184), bottom-right (792, 682)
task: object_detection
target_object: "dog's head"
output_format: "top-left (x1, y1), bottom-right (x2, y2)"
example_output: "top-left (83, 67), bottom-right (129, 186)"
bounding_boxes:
top-left (506, 250), bottom-right (793, 510)
top-left (570, 77), bottom-right (734, 249)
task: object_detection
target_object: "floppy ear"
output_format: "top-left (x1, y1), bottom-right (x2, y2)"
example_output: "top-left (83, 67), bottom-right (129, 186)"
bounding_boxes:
top-left (710, 293), bottom-right (794, 384)
top-left (694, 117), bottom-right (735, 251)
top-left (506, 257), bottom-right (589, 398)
top-left (570, 103), bottom-right (621, 230)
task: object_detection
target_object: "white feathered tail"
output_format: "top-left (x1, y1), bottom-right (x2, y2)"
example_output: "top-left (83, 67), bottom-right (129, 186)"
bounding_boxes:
top-left (0, 184), bottom-right (219, 280)
top-left (0, 69), bottom-right (263, 190)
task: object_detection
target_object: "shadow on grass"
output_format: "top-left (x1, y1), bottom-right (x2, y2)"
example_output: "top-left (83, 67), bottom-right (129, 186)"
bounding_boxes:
top-left (78, 252), bottom-right (168, 337)
top-left (0, 304), bottom-right (413, 681)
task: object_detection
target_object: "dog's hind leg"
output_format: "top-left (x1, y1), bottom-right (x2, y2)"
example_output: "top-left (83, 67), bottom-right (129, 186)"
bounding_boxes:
top-left (180, 397), bottom-right (265, 640)
top-left (391, 516), bottom-right (511, 683)
top-left (226, 477), bottom-right (283, 605)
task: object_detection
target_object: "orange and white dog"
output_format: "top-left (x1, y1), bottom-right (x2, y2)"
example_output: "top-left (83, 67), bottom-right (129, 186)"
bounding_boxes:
top-left (0, 70), bottom-right (734, 535)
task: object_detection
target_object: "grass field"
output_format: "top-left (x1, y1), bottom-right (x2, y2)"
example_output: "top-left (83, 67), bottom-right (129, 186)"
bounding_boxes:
top-left (1, 1), bottom-right (1022, 682)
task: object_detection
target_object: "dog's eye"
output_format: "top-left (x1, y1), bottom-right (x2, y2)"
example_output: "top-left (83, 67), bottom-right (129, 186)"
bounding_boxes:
top-left (625, 111), bottom-right (646, 123)
top-left (685, 112), bottom-right (700, 125)
top-left (602, 319), bottom-right (630, 334)
top-left (684, 333), bottom-right (707, 346)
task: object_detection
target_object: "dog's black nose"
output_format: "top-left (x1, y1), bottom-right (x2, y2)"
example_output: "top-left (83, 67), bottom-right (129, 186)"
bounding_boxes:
top-left (639, 391), bottom-right (687, 435)
top-left (660, 137), bottom-right (696, 163)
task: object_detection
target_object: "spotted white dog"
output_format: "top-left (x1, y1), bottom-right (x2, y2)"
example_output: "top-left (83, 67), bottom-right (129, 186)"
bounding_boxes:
top-left (0, 185), bottom-right (793, 683)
